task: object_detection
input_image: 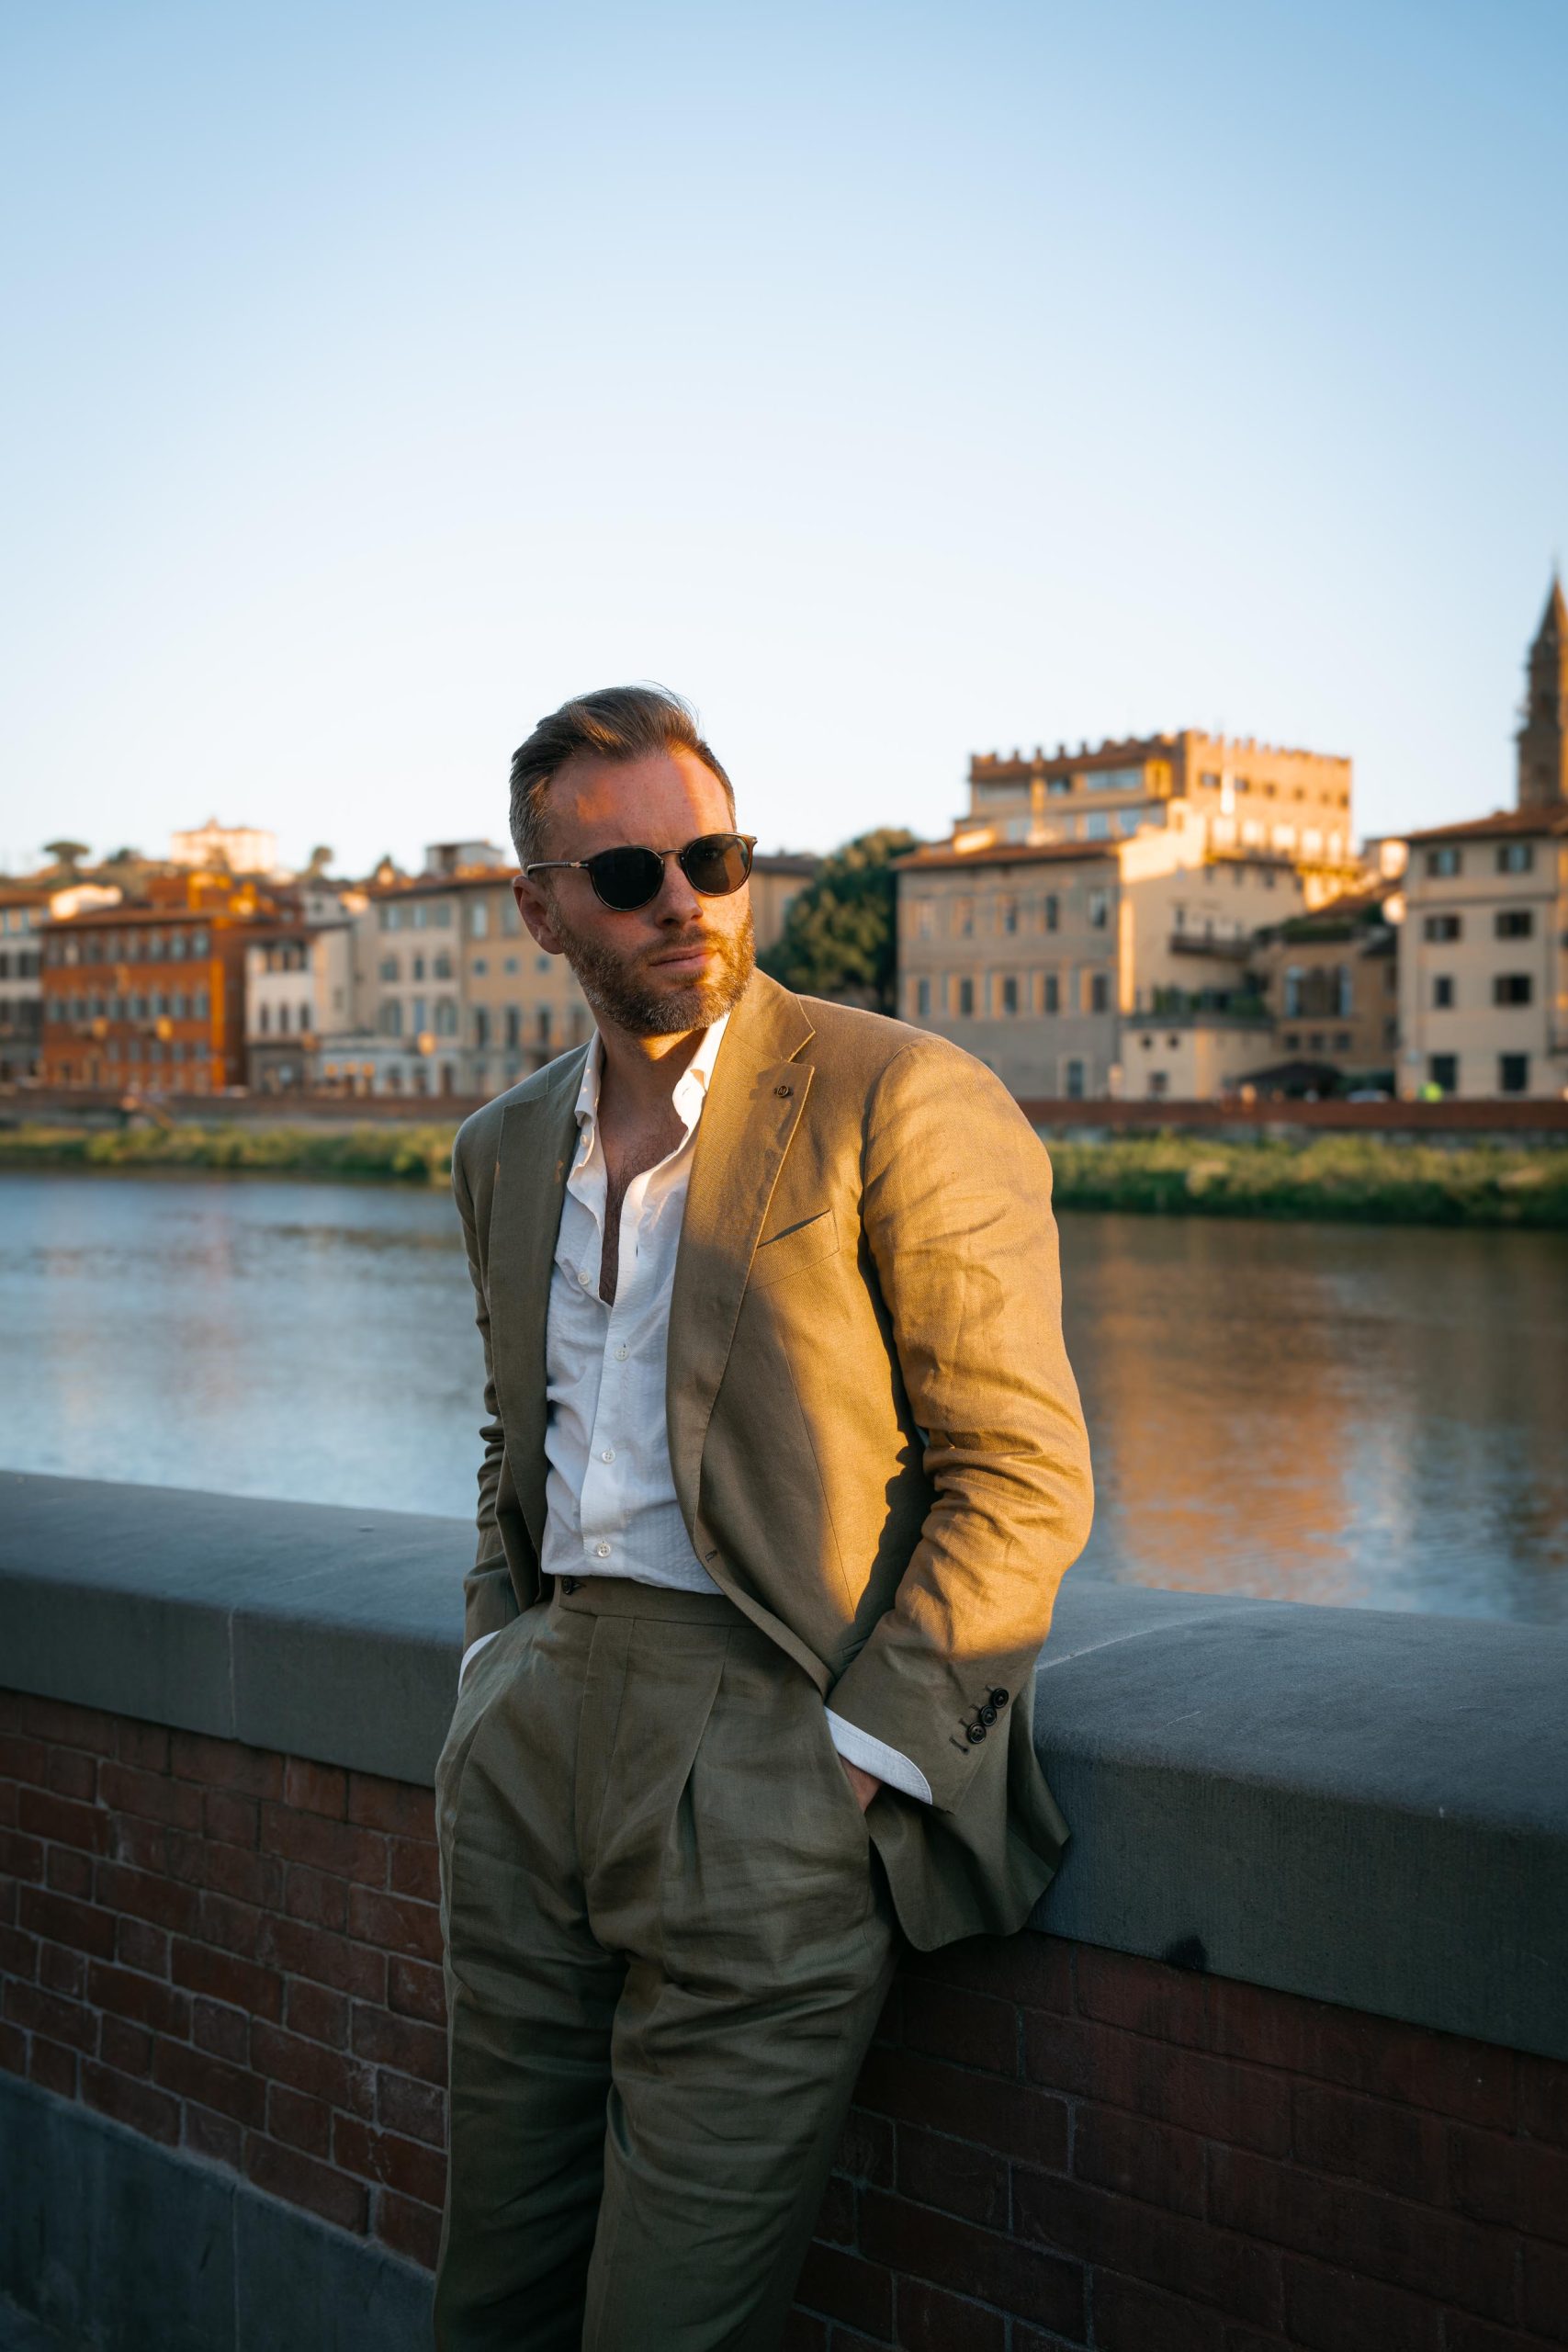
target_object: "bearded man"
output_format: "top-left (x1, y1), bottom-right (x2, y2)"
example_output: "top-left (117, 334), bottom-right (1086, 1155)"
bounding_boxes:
top-left (434, 685), bottom-right (1092, 2350)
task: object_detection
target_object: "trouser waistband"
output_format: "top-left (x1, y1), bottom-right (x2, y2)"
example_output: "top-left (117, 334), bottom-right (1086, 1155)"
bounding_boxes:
top-left (548, 1571), bottom-right (744, 1627)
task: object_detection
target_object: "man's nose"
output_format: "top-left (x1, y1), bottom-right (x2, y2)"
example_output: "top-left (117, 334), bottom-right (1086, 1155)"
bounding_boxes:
top-left (652, 854), bottom-right (703, 922)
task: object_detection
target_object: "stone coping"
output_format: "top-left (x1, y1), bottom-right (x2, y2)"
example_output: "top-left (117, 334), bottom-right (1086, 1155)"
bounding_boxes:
top-left (3, 1470), bottom-right (1564, 2064)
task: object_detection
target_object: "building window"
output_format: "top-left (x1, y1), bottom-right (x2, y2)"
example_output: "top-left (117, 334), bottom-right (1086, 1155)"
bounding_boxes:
top-left (955, 898), bottom-right (974, 939)
top-left (380, 1001), bottom-right (402, 1036)
top-left (1000, 899), bottom-right (1019, 935)
top-left (1499, 1054), bottom-right (1529, 1093)
top-left (1432, 975), bottom-right (1454, 1009)
top-left (434, 998), bottom-right (458, 1036)
top-left (1084, 813), bottom-right (1110, 842)
top-left (1334, 1031), bottom-right (1351, 1050)
top-left (1089, 972), bottom-right (1111, 1014)
top-left (474, 1006), bottom-right (491, 1048)
top-left (1283, 967), bottom-right (1304, 1017)
top-left (379, 956), bottom-right (398, 981)
top-left (504, 1006), bottom-right (521, 1048)
top-left (1335, 965), bottom-right (1352, 1016)
top-left (1428, 1053), bottom-right (1458, 1093)
top-left (956, 977), bottom-right (975, 1018)
top-left (469, 900), bottom-right (490, 937)
top-left (1043, 894), bottom-right (1059, 932)
top-left (1087, 889), bottom-right (1109, 930)
top-left (1043, 973), bottom-right (1060, 1013)
top-left (1496, 842), bottom-right (1534, 875)
top-left (1493, 974), bottom-right (1533, 1006)
top-left (1422, 914), bottom-right (1462, 943)
top-left (915, 977), bottom-right (931, 1019)
top-left (1000, 975), bottom-right (1019, 1015)
top-left (472, 957), bottom-right (488, 976)
top-left (434, 953), bottom-right (454, 979)
top-left (1063, 1057), bottom-right (1086, 1100)
top-left (1147, 1070), bottom-right (1168, 1098)
top-left (1495, 909), bottom-right (1534, 939)
top-left (1425, 847), bottom-right (1461, 877)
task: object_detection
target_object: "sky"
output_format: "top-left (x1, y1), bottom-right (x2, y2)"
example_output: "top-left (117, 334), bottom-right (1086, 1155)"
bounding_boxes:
top-left (3, 0), bottom-right (1566, 877)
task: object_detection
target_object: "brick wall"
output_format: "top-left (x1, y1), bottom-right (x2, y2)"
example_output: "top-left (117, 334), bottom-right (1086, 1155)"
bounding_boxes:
top-left (3, 1689), bottom-right (1565, 2350)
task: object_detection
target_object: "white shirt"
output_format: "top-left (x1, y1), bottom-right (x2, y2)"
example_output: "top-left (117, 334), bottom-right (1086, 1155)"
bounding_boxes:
top-left (459, 1018), bottom-right (931, 1804)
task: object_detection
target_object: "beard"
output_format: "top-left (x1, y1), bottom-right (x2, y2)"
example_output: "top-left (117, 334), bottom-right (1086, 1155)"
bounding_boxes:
top-left (550, 900), bottom-right (757, 1038)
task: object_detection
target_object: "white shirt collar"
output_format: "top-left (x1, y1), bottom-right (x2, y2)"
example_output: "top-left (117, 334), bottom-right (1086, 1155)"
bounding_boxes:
top-left (572, 1011), bottom-right (731, 1150)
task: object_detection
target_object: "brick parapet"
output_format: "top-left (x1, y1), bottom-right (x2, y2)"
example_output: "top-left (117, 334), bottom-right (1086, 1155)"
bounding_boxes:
top-left (4, 1688), bottom-right (1565, 2349)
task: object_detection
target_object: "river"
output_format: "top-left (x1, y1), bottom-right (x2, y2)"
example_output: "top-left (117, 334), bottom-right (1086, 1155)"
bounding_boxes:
top-left (1, 1170), bottom-right (1564, 1623)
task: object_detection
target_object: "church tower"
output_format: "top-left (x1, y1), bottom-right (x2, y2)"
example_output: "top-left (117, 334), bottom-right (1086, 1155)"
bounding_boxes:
top-left (1517, 574), bottom-right (1568, 808)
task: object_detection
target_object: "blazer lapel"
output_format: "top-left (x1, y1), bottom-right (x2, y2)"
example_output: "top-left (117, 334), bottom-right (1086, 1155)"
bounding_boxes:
top-left (487, 1048), bottom-right (587, 1559)
top-left (667, 973), bottom-right (818, 1549)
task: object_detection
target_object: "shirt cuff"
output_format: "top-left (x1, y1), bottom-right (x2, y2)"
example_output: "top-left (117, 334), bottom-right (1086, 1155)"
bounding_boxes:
top-left (825, 1709), bottom-right (932, 1804)
top-left (458, 1628), bottom-right (502, 1689)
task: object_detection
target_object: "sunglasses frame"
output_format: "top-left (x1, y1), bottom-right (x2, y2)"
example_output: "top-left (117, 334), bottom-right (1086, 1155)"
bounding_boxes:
top-left (523, 831), bottom-right (758, 912)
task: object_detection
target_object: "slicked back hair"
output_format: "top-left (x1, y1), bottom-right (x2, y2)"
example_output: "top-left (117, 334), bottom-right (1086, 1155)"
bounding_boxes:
top-left (508, 685), bottom-right (735, 866)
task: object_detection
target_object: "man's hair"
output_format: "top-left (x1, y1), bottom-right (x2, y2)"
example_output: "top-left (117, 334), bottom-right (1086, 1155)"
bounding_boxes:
top-left (508, 685), bottom-right (735, 865)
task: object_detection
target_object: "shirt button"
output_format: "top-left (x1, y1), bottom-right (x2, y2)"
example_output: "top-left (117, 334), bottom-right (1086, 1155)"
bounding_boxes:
top-left (595, 1542), bottom-right (611, 1559)
top-left (577, 1267), bottom-right (592, 1287)
top-left (614, 1344), bottom-right (628, 1361)
top-left (600, 1448), bottom-right (615, 1464)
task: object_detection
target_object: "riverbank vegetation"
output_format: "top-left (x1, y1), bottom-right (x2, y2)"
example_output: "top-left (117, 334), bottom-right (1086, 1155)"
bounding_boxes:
top-left (3, 1117), bottom-right (1566, 1226)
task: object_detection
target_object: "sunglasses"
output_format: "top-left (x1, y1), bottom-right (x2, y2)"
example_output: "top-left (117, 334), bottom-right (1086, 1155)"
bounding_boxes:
top-left (524, 831), bottom-right (757, 912)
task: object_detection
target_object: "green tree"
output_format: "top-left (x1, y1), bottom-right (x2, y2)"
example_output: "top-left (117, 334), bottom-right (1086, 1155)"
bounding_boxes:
top-left (42, 839), bottom-right (91, 875)
top-left (759, 828), bottom-right (920, 1013)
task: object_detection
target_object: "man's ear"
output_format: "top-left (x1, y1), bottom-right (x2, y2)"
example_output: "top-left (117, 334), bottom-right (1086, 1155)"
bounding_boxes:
top-left (513, 872), bottom-right (566, 956)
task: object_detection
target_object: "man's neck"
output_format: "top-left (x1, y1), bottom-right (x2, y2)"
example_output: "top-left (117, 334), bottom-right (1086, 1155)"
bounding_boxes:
top-left (595, 1017), bottom-right (706, 1130)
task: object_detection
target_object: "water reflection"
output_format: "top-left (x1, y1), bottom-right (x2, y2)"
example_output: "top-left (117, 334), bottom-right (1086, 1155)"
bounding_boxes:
top-left (1, 1174), bottom-right (1564, 1623)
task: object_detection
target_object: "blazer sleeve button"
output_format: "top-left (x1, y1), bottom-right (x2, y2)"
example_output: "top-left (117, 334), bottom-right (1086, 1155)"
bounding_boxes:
top-left (965, 1724), bottom-right (987, 1745)
top-left (990, 1689), bottom-right (1010, 1707)
top-left (980, 1703), bottom-right (998, 1725)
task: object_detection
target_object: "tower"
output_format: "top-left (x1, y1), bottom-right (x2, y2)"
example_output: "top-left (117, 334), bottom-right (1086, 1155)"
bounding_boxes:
top-left (1517, 575), bottom-right (1568, 808)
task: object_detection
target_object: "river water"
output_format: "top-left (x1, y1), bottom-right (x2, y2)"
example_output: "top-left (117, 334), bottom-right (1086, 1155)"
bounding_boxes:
top-left (1, 1171), bottom-right (1563, 1623)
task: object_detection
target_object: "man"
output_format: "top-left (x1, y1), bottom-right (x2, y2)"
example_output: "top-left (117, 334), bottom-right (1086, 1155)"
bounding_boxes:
top-left (435, 685), bottom-right (1092, 2350)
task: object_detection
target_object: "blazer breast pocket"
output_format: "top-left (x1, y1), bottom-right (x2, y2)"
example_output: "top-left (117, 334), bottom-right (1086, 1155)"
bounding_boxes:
top-left (748, 1206), bottom-right (840, 1293)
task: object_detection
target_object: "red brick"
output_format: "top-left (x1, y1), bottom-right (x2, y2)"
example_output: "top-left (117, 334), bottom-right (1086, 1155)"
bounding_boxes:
top-left (860, 2191), bottom-right (1083, 2336)
top-left (261, 1915), bottom-right (386, 2004)
top-left (282, 1759), bottom-right (347, 1819)
top-left (1013, 2171), bottom-right (1281, 2331)
top-left (0, 1782), bottom-right (15, 1828)
top-left (17, 1787), bottom-right (109, 1854)
top-left (814, 2174), bottom-right (856, 2245)
top-left (1025, 2012), bottom-right (1291, 2156)
top-left (19, 1697), bottom-right (118, 1755)
top-left (795, 2245), bottom-right (893, 2338)
top-left (348, 1773), bottom-right (435, 1839)
top-left (39, 1943), bottom-right (84, 1999)
top-left (389, 1838), bottom-right (441, 1904)
top-left (1281, 2256), bottom-right (1445, 2352)
top-left (109, 1816), bottom-right (172, 1877)
top-left (351, 2002), bottom-right (446, 2086)
top-left (855, 2046), bottom-right (1067, 2170)
top-left (1072, 2105), bottom-right (1206, 2219)
top-left (1522, 2239), bottom-right (1568, 2343)
top-left (1209, 1980), bottom-right (1515, 2131)
top-left (283, 1865), bottom-right (348, 1932)
top-left (835, 2105), bottom-right (896, 2188)
top-left (377, 2188), bottom-right (443, 2271)
top-left (0, 1827), bottom-right (45, 1882)
top-left (95, 1861), bottom-right (199, 1938)
top-left (28, 2037), bottom-right (78, 2098)
top-left (1092, 2271), bottom-right (1221, 2352)
top-left (0, 1734), bottom-right (47, 1785)
top-left (1518, 2053), bottom-right (1568, 2152)
top-left (169, 1732), bottom-right (282, 1800)
top-left (349, 1885), bottom-right (443, 1964)
top-left (87, 1961), bottom-right (191, 2039)
top-left (333, 2113), bottom-right (447, 2206)
top-left (251, 2019), bottom-right (375, 2118)
top-left (389, 1956), bottom-right (446, 2027)
top-left (897, 2124), bottom-right (1009, 2230)
top-left (185, 2104), bottom-right (243, 2172)
top-left (99, 1760), bottom-right (205, 1831)
top-left (914, 1933), bottom-right (1074, 2017)
top-left (1448, 2120), bottom-right (1568, 2246)
top-left (171, 1938), bottom-right (283, 2021)
top-left (193, 1998), bottom-right (252, 2064)
top-left (284, 1978), bottom-right (349, 2049)
top-left (378, 2070), bottom-right (446, 2148)
top-left (153, 2039), bottom-right (266, 2128)
top-left (0, 1925), bottom-right (39, 1981)
top-left (117, 1722), bottom-right (171, 1772)
top-left (18, 1885), bottom-right (116, 1960)
top-left (203, 1791), bottom-right (258, 1849)
top-left (267, 2080), bottom-right (333, 2157)
top-left (895, 2276), bottom-right (1006, 2352)
top-left (1075, 1944), bottom-right (1211, 2048)
top-left (260, 1804), bottom-right (387, 1887)
top-left (6, 1979), bottom-right (97, 2052)
top-left (196, 1889), bottom-right (266, 1959)
top-left (245, 2132), bottom-right (369, 2233)
top-left (1292, 2079), bottom-right (1448, 2202)
top-left (80, 2058), bottom-right (181, 2144)
top-left (1207, 2145), bottom-right (1514, 2323)
top-left (1446, 2320), bottom-right (1562, 2352)
top-left (99, 2016), bottom-right (153, 2077)
top-left (186, 1840), bottom-right (283, 1912)
top-left (44, 1747), bottom-right (97, 1803)
top-left (780, 2316), bottom-right (827, 2352)
top-left (901, 1979), bottom-right (1018, 2076)
top-left (116, 1917), bottom-right (170, 1977)
top-left (45, 1845), bottom-right (95, 1899)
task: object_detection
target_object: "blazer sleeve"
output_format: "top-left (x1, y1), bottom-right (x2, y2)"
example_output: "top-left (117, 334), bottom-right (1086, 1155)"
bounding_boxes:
top-left (823, 1037), bottom-right (1093, 1812)
top-left (451, 1124), bottom-right (523, 1650)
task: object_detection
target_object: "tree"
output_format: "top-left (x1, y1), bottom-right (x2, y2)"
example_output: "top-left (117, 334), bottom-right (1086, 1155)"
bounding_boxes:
top-left (42, 839), bottom-right (90, 875)
top-left (759, 828), bottom-right (921, 1013)
top-left (303, 844), bottom-right (335, 880)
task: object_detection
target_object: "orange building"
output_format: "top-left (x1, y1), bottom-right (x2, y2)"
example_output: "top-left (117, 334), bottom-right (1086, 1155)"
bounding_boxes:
top-left (39, 872), bottom-right (282, 1092)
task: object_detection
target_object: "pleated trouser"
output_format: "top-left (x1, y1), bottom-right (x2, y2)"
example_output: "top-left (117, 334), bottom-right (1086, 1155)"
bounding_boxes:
top-left (433, 1575), bottom-right (900, 2352)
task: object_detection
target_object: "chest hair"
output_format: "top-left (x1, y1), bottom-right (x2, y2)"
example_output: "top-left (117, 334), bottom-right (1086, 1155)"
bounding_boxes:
top-left (598, 1103), bottom-right (686, 1304)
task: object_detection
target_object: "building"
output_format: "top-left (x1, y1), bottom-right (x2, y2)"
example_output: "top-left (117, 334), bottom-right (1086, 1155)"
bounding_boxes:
top-left (39, 872), bottom-right (282, 1092)
top-left (895, 825), bottom-right (1303, 1100)
top-left (0, 888), bottom-right (50, 1081)
top-left (1516, 576), bottom-right (1568, 812)
top-left (169, 819), bottom-right (278, 876)
top-left (1249, 878), bottom-right (1403, 1090)
top-left (1396, 807), bottom-right (1568, 1100)
top-left (748, 852), bottom-right (818, 956)
top-left (243, 910), bottom-right (364, 1094)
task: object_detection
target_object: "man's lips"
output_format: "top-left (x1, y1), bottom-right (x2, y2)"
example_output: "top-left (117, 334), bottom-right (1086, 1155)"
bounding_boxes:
top-left (647, 942), bottom-right (715, 973)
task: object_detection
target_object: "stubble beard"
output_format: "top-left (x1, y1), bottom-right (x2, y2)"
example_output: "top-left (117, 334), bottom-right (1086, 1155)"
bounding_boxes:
top-left (550, 900), bottom-right (757, 1038)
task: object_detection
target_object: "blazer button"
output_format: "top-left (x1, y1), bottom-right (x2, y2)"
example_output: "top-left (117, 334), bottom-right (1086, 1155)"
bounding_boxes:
top-left (990, 1689), bottom-right (1010, 1708)
top-left (774, 1083), bottom-right (792, 1099)
top-left (980, 1703), bottom-right (998, 1725)
top-left (965, 1724), bottom-right (987, 1745)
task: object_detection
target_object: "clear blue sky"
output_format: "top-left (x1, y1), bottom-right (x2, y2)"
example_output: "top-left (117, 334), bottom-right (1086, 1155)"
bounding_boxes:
top-left (3, 0), bottom-right (1565, 876)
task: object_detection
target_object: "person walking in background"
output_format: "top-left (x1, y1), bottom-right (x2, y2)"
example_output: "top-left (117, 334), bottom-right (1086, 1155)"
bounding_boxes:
top-left (434, 684), bottom-right (1093, 2350)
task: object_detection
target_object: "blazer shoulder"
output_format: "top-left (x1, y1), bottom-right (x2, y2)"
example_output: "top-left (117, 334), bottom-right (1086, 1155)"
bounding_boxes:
top-left (798, 996), bottom-right (1011, 1094)
top-left (452, 1045), bottom-right (588, 1175)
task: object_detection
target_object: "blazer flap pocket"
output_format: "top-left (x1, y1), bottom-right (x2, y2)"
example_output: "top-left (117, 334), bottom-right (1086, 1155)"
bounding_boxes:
top-left (749, 1206), bottom-right (840, 1292)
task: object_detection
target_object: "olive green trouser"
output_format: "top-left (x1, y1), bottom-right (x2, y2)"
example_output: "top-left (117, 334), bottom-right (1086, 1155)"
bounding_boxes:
top-left (433, 1575), bottom-right (900, 2352)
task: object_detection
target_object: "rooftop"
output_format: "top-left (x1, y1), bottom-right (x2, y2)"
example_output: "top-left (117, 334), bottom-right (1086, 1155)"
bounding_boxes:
top-left (1404, 804), bottom-right (1568, 845)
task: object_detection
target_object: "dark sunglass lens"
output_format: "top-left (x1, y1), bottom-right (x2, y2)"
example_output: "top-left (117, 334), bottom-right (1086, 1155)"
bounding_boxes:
top-left (588, 847), bottom-right (665, 910)
top-left (679, 835), bottom-right (752, 897)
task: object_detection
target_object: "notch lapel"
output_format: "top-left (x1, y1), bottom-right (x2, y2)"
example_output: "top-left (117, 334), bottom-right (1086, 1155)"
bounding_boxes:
top-left (487, 1049), bottom-right (586, 1560)
top-left (667, 974), bottom-right (818, 1549)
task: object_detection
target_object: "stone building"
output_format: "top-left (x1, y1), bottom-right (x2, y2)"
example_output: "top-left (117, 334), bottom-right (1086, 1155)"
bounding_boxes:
top-left (243, 910), bottom-right (365, 1095)
top-left (0, 887), bottom-right (50, 1082)
top-left (1249, 879), bottom-right (1403, 1090)
top-left (1517, 576), bottom-right (1568, 812)
top-left (1396, 806), bottom-right (1568, 1100)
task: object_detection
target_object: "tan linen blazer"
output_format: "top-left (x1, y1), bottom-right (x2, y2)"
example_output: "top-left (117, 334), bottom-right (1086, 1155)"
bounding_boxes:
top-left (450, 968), bottom-right (1093, 1949)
